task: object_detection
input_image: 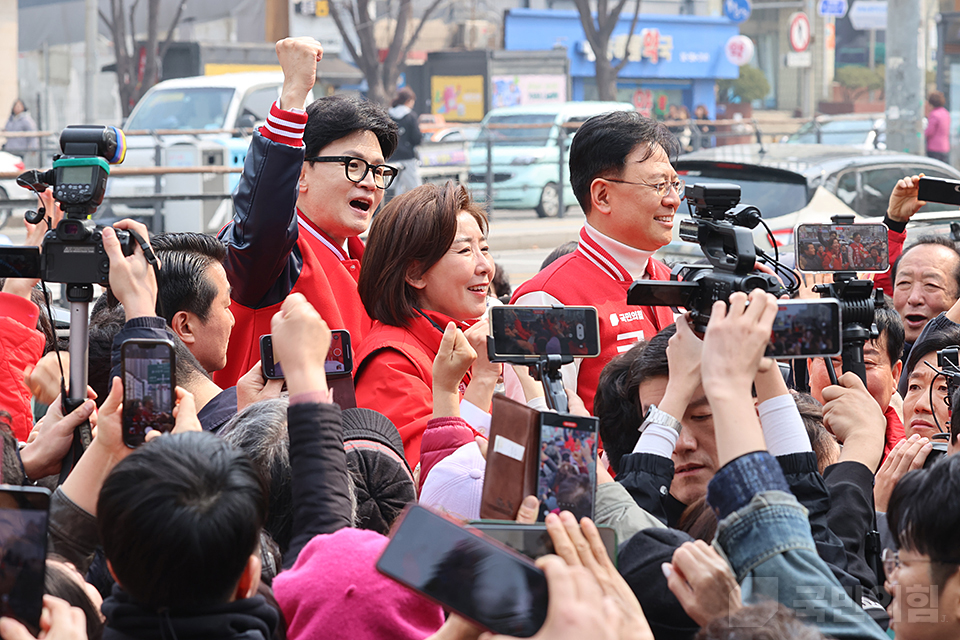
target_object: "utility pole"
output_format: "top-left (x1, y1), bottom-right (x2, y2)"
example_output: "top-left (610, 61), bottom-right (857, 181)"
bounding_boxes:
top-left (84, 0), bottom-right (97, 123)
top-left (885, 0), bottom-right (924, 154)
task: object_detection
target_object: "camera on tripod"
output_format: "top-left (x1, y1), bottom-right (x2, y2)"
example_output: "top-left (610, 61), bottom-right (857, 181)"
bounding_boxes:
top-left (1, 125), bottom-right (135, 285)
top-left (626, 183), bottom-right (786, 332)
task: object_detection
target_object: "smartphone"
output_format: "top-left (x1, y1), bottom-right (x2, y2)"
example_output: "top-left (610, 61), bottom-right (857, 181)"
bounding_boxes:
top-left (795, 223), bottom-right (889, 273)
top-left (769, 299), bottom-right (842, 359)
top-left (468, 522), bottom-right (618, 567)
top-left (121, 338), bottom-right (176, 447)
top-left (488, 306), bottom-right (600, 361)
top-left (376, 505), bottom-right (549, 637)
top-left (537, 412), bottom-right (598, 522)
top-left (0, 486), bottom-right (51, 634)
top-left (325, 330), bottom-right (353, 377)
top-left (0, 247), bottom-right (42, 279)
top-left (260, 335), bottom-right (283, 380)
top-left (918, 176), bottom-right (960, 206)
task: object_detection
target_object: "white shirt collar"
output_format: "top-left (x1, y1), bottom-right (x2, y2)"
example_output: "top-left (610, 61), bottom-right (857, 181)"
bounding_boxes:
top-left (582, 221), bottom-right (654, 281)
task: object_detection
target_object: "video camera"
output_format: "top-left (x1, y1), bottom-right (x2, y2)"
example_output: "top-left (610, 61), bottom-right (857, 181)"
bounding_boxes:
top-left (0, 125), bottom-right (139, 481)
top-left (9, 125), bottom-right (135, 285)
top-left (626, 183), bottom-right (788, 333)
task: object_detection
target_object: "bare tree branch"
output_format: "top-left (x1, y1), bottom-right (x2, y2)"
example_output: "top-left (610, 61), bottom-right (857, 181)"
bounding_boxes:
top-left (613, 0), bottom-right (642, 73)
top-left (399, 0), bottom-right (445, 60)
top-left (99, 9), bottom-right (114, 32)
top-left (159, 0), bottom-right (188, 60)
top-left (329, 0), bottom-right (371, 77)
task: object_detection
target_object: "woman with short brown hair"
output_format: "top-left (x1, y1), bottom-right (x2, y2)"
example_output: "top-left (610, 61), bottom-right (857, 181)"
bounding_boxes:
top-left (354, 182), bottom-right (500, 468)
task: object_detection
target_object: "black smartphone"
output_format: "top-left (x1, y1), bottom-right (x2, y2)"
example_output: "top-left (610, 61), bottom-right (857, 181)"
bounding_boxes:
top-left (468, 522), bottom-right (617, 567)
top-left (769, 299), bottom-right (842, 359)
top-left (0, 247), bottom-right (42, 279)
top-left (121, 338), bottom-right (176, 448)
top-left (537, 412), bottom-right (598, 522)
top-left (376, 504), bottom-right (549, 637)
top-left (488, 306), bottom-right (600, 361)
top-left (325, 330), bottom-right (353, 378)
top-left (259, 335), bottom-right (283, 380)
top-left (795, 223), bottom-right (889, 273)
top-left (0, 486), bottom-right (51, 635)
top-left (918, 176), bottom-right (960, 206)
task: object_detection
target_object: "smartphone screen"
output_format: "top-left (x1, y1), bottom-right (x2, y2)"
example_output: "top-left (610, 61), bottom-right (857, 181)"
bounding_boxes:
top-left (769, 299), bottom-right (842, 359)
top-left (489, 306), bottom-right (600, 359)
top-left (468, 523), bottom-right (617, 567)
top-left (122, 339), bottom-right (176, 447)
top-left (325, 330), bottom-right (353, 377)
top-left (626, 280), bottom-right (699, 309)
top-left (0, 247), bottom-right (42, 279)
top-left (377, 505), bottom-right (549, 637)
top-left (260, 335), bottom-right (283, 380)
top-left (0, 487), bottom-right (51, 634)
top-left (795, 223), bottom-right (889, 273)
top-left (537, 413), bottom-right (598, 522)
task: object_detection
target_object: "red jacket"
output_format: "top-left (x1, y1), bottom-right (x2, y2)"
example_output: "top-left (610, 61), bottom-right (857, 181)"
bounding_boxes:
top-left (883, 404), bottom-right (906, 462)
top-left (511, 227), bottom-right (674, 412)
top-left (418, 416), bottom-right (481, 493)
top-left (0, 293), bottom-right (44, 441)
top-left (354, 310), bottom-right (471, 469)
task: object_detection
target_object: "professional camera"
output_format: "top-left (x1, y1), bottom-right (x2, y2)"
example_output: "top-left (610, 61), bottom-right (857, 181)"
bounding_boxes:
top-left (12, 125), bottom-right (135, 285)
top-left (627, 183), bottom-right (789, 332)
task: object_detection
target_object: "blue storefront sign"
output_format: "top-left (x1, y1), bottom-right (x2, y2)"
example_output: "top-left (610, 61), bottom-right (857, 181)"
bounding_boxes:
top-left (503, 10), bottom-right (740, 118)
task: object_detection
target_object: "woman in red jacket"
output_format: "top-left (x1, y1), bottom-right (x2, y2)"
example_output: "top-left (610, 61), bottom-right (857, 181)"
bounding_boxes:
top-left (354, 182), bottom-right (501, 469)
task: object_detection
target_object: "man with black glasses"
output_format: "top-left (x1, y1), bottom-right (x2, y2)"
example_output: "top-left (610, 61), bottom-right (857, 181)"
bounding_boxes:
top-left (512, 111), bottom-right (680, 411)
top-left (216, 37), bottom-right (398, 386)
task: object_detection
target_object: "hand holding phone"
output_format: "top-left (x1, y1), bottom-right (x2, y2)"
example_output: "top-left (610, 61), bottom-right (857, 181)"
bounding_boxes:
top-left (270, 293), bottom-right (331, 397)
top-left (377, 505), bottom-right (549, 637)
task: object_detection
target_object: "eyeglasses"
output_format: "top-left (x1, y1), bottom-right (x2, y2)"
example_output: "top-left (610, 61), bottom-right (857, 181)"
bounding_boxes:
top-left (603, 178), bottom-right (685, 199)
top-left (306, 155), bottom-right (399, 190)
top-left (882, 548), bottom-right (960, 576)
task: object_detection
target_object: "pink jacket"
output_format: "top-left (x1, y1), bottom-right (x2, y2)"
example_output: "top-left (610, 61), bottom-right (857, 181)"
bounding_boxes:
top-left (418, 415), bottom-right (481, 492)
top-left (925, 107), bottom-right (950, 153)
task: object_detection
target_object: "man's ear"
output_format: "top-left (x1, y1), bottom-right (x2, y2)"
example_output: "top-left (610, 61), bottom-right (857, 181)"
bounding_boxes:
top-left (891, 359), bottom-right (903, 390)
top-left (405, 263), bottom-right (427, 291)
top-left (233, 553), bottom-right (262, 602)
top-left (298, 165), bottom-right (308, 194)
top-left (589, 178), bottom-right (614, 217)
top-left (170, 310), bottom-right (196, 346)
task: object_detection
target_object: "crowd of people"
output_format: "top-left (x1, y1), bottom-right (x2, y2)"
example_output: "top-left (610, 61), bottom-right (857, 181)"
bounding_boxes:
top-left (2, 35), bottom-right (960, 640)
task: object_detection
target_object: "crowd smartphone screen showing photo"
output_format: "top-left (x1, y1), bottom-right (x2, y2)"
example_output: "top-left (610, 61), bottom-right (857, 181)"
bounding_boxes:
top-left (121, 339), bottom-right (176, 447)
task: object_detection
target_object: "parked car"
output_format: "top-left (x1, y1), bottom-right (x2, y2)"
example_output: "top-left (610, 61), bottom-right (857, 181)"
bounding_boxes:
top-left (784, 113), bottom-right (886, 149)
top-left (659, 143), bottom-right (960, 264)
top-left (0, 150), bottom-right (32, 229)
top-left (466, 102), bottom-right (635, 218)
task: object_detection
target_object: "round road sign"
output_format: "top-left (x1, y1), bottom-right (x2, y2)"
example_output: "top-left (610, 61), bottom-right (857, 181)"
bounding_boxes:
top-left (789, 12), bottom-right (811, 52)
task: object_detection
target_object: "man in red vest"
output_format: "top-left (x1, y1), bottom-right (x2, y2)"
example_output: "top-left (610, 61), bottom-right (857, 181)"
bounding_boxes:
top-left (216, 37), bottom-right (398, 387)
top-left (512, 111), bottom-right (680, 412)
